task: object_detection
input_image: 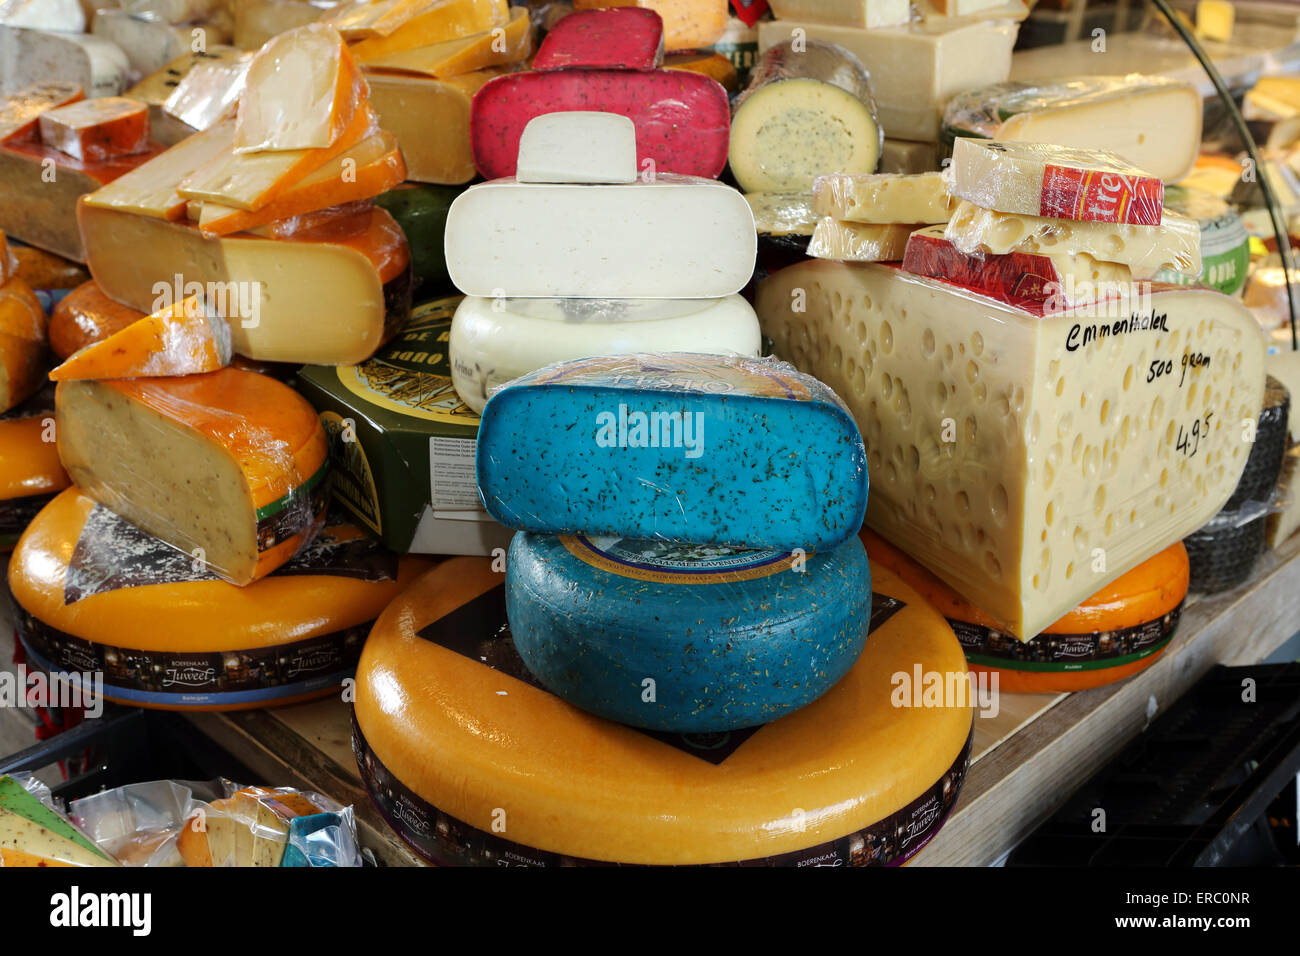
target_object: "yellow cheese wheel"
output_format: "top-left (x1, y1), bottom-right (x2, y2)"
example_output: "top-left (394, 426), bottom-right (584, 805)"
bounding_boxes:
top-left (354, 556), bottom-right (973, 866)
top-left (0, 389), bottom-right (70, 551)
top-left (9, 488), bottom-right (434, 710)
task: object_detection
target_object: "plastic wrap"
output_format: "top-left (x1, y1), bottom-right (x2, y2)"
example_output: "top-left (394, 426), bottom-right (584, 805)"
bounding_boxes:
top-left (756, 258), bottom-right (1268, 638)
top-left (809, 218), bottom-right (916, 262)
top-left (948, 139), bottom-right (1164, 226)
top-left (54, 367), bottom-right (329, 585)
top-left (0, 774), bottom-right (117, 867)
top-left (533, 6), bottom-right (663, 71)
top-left (1185, 512), bottom-right (1268, 594)
top-left (449, 294), bottom-right (760, 413)
top-left (469, 68), bottom-right (730, 180)
top-left (49, 281), bottom-right (144, 360)
top-left (571, 0), bottom-right (726, 52)
top-left (1152, 185), bottom-right (1249, 296)
top-left (0, 83), bottom-right (83, 143)
top-left (944, 199), bottom-right (1202, 279)
top-left (37, 98), bottom-right (151, 164)
top-left (812, 172), bottom-right (954, 225)
top-left (475, 353), bottom-right (867, 551)
top-left (163, 53), bottom-right (249, 132)
top-left (354, 556), bottom-right (971, 866)
top-left (0, 275), bottom-right (48, 413)
top-left (729, 39), bottom-right (882, 194)
top-left (744, 191), bottom-right (818, 237)
top-left (1224, 375), bottom-right (1289, 510)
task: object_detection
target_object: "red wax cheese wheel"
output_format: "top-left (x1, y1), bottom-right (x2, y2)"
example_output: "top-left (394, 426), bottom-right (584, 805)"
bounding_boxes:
top-left (533, 8), bottom-right (665, 71)
top-left (353, 556), bottom-right (973, 866)
top-left (0, 390), bottom-right (69, 550)
top-left (470, 68), bottom-right (730, 180)
top-left (9, 489), bottom-right (433, 710)
top-left (861, 529), bottom-right (1188, 694)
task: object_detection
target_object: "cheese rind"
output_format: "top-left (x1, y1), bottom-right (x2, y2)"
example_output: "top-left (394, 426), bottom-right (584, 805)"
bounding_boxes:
top-left (38, 97), bottom-right (151, 163)
top-left (813, 172), bottom-right (954, 224)
top-left (366, 69), bottom-right (501, 184)
top-left (0, 82), bottom-right (82, 143)
top-left (49, 281), bottom-right (145, 360)
top-left (768, 0), bottom-right (909, 28)
top-left (532, 7), bottom-right (664, 71)
top-left (756, 258), bottom-right (1267, 637)
top-left (0, 276), bottom-right (47, 413)
top-left (572, 0), bottom-right (727, 52)
top-left (0, 27), bottom-right (130, 99)
top-left (809, 219), bottom-right (917, 262)
top-left (515, 112), bottom-right (637, 185)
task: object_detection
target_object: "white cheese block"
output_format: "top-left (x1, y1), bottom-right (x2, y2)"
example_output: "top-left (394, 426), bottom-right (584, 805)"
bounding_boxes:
top-left (0, 27), bottom-right (131, 98)
top-left (756, 258), bottom-right (1268, 637)
top-left (767, 0), bottom-right (909, 29)
top-left (444, 175), bottom-right (757, 298)
top-left (809, 219), bottom-right (917, 261)
top-left (516, 111), bottom-right (637, 185)
top-left (879, 138), bottom-right (938, 174)
top-left (813, 172), bottom-right (954, 224)
top-left (92, 10), bottom-right (194, 79)
top-left (449, 294), bottom-right (761, 413)
top-left (744, 192), bottom-right (818, 236)
top-left (756, 19), bottom-right (1018, 143)
top-left (0, 0), bottom-right (85, 32)
top-left (944, 200), bottom-right (1201, 279)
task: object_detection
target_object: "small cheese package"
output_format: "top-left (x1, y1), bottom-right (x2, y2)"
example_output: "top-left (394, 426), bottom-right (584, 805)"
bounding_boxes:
top-left (0, 774), bottom-right (117, 867)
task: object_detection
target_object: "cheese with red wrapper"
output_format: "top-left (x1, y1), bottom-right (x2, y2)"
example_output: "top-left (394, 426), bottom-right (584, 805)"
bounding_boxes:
top-left (37, 97), bottom-right (150, 163)
top-left (533, 7), bottom-right (665, 71)
top-left (0, 82), bottom-right (82, 144)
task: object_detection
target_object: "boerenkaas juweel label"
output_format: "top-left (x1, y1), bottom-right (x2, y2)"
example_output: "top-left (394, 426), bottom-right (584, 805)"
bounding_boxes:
top-left (476, 354), bottom-right (868, 552)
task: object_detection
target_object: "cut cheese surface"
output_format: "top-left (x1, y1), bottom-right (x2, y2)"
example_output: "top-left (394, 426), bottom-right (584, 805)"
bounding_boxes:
top-left (83, 121), bottom-right (237, 220)
top-left (346, 0), bottom-right (508, 55)
top-left (768, 0), bottom-right (909, 28)
top-left (55, 369), bottom-right (328, 585)
top-left (0, 276), bottom-right (47, 412)
top-left (532, 7), bottom-right (664, 71)
top-left (0, 807), bottom-right (116, 867)
top-left (0, 776), bottom-right (108, 865)
top-left (49, 281), bottom-right (145, 360)
top-left (50, 295), bottom-right (232, 381)
top-left (0, 82), bottom-right (82, 143)
top-left (0, 27), bottom-right (130, 99)
top-left (354, 556), bottom-right (971, 865)
top-left (756, 258), bottom-right (1267, 638)
top-left (235, 24), bottom-right (363, 154)
top-left (572, 0), bottom-right (727, 52)
top-left (357, 6), bottom-right (532, 77)
top-left (444, 176), bottom-right (756, 298)
top-left (944, 200), bottom-right (1201, 279)
top-left (90, 10), bottom-right (196, 79)
top-left (730, 41), bottom-right (881, 194)
top-left (813, 173), bottom-right (954, 224)
top-left (515, 112), bottom-right (637, 185)
top-left (38, 97), bottom-right (150, 164)
top-left (879, 138), bottom-right (939, 175)
top-left (809, 219), bottom-right (917, 262)
top-left (449, 294), bottom-right (760, 413)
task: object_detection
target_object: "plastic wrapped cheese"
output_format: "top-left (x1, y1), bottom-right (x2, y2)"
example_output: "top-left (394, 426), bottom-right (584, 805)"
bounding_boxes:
top-left (49, 281), bottom-right (145, 360)
top-left (532, 7), bottom-right (664, 71)
top-left (729, 39), bottom-right (881, 194)
top-left (37, 97), bottom-right (151, 164)
top-left (162, 51), bottom-right (250, 133)
top-left (809, 219), bottom-right (917, 262)
top-left (745, 192), bottom-right (818, 237)
top-left (0, 82), bottom-right (82, 144)
top-left (813, 172), bottom-right (954, 224)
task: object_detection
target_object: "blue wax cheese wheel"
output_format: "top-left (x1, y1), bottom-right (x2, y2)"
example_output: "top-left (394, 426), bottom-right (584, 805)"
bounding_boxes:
top-left (506, 532), bottom-right (871, 732)
top-left (352, 556), bottom-right (974, 866)
top-left (475, 353), bottom-right (868, 551)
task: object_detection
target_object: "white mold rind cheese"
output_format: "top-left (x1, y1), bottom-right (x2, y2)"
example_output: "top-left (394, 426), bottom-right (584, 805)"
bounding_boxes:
top-left (756, 258), bottom-right (1267, 638)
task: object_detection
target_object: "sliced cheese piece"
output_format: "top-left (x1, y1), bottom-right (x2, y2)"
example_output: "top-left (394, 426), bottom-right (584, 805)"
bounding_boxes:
top-left (0, 807), bottom-right (116, 867)
top-left (78, 204), bottom-right (410, 364)
top-left (227, 789), bottom-right (290, 866)
top-left (50, 295), bottom-right (232, 381)
top-left (944, 200), bottom-right (1201, 279)
top-left (515, 112), bottom-right (636, 185)
top-left (162, 52), bottom-right (249, 133)
top-left (879, 138), bottom-right (939, 175)
top-left (325, 0), bottom-right (449, 39)
top-left (813, 172), bottom-right (954, 224)
top-left (348, 0), bottom-right (510, 58)
top-left (809, 219), bottom-right (917, 262)
top-left (181, 104), bottom-right (377, 211)
top-left (768, 0), bottom-right (909, 28)
top-left (730, 39), bottom-right (881, 194)
top-left (82, 121), bottom-right (238, 220)
top-left (196, 130), bottom-right (405, 236)
top-left (756, 258), bottom-right (1267, 637)
top-left (91, 10), bottom-right (195, 79)
top-left (1196, 0), bottom-right (1234, 42)
top-left (0, 82), bottom-right (82, 144)
top-left (126, 47), bottom-right (247, 146)
top-left (533, 7), bottom-right (664, 71)
top-left (50, 281), bottom-right (145, 360)
top-left (444, 176), bottom-right (756, 298)
top-left (756, 19), bottom-right (1018, 143)
top-left (38, 97), bottom-right (150, 163)
top-left (235, 24), bottom-right (363, 154)
top-left (0, 777), bottom-right (109, 864)
top-left (745, 192), bottom-right (818, 237)
top-left (950, 139), bottom-right (1164, 226)
top-left (572, 0), bottom-right (726, 52)
top-left (450, 294), bottom-right (760, 413)
top-left (0, 26), bottom-right (130, 99)
top-left (55, 367), bottom-right (329, 585)
top-left (0, 849), bottom-right (76, 867)
top-left (356, 6), bottom-right (532, 77)
top-left (0, 276), bottom-right (48, 412)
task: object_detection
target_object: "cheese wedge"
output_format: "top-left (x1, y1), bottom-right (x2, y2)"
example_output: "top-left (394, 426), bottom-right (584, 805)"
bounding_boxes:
top-left (38, 97), bottom-right (150, 163)
top-left (348, 0), bottom-right (509, 59)
top-left (56, 367), bottom-right (329, 585)
top-left (573, 0), bottom-right (727, 52)
top-left (0, 807), bottom-right (116, 867)
top-left (0, 27), bottom-right (130, 100)
top-left (515, 112), bottom-right (637, 185)
top-left (0, 276), bottom-right (46, 412)
top-left (326, 0), bottom-right (450, 39)
top-left (0, 777), bottom-right (111, 864)
top-left (809, 219), bottom-right (917, 262)
top-left (813, 172), bottom-right (955, 224)
top-left (235, 24), bottom-right (364, 154)
top-left (50, 281), bottom-right (145, 360)
top-left (0, 82), bottom-right (82, 143)
top-left (357, 7), bottom-right (532, 77)
top-left (756, 258), bottom-right (1267, 638)
top-left (879, 138), bottom-right (939, 175)
top-left (83, 121), bottom-right (238, 220)
top-left (0, 849), bottom-right (76, 867)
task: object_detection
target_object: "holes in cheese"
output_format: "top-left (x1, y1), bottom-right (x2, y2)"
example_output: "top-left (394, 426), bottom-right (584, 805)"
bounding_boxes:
top-left (345, 0), bottom-right (508, 55)
top-left (863, 528), bottom-right (1188, 693)
top-left (745, 191), bottom-right (818, 237)
top-left (944, 200), bottom-right (1202, 279)
top-left (55, 368), bottom-right (329, 586)
top-left (475, 354), bottom-right (867, 551)
top-left (37, 97), bottom-right (150, 163)
top-left (755, 258), bottom-right (1267, 638)
top-left (355, 6), bottom-right (533, 77)
top-left (515, 111), bottom-right (637, 185)
top-left (50, 295), bottom-right (232, 382)
top-left (0, 82), bottom-right (83, 144)
top-left (508, 532), bottom-right (872, 732)
top-left (768, 0), bottom-right (910, 28)
top-left (572, 0), bottom-right (726, 52)
top-left (809, 219), bottom-right (918, 262)
top-left (813, 172), bottom-right (955, 225)
top-left (0, 276), bottom-right (47, 413)
top-left (234, 24), bottom-right (364, 154)
top-left (444, 176), bottom-right (755, 298)
top-left (449, 294), bottom-right (761, 413)
top-left (730, 41), bottom-right (881, 194)
top-left (49, 281), bottom-right (144, 360)
top-left (10, 488), bottom-right (433, 709)
top-left (532, 7), bottom-right (664, 71)
top-left (354, 556), bottom-right (971, 865)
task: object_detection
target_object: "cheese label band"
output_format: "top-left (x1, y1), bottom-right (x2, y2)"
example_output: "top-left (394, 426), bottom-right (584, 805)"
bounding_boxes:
top-left (561, 534), bottom-right (795, 585)
top-left (0, 493), bottom-right (53, 548)
top-left (1038, 164), bottom-right (1162, 225)
top-left (952, 605), bottom-right (1181, 672)
top-left (255, 458), bottom-right (331, 555)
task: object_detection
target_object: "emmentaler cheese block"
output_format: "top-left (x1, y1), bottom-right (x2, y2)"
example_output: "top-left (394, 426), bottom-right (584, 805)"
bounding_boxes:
top-left (354, 556), bottom-right (972, 865)
top-left (10, 489), bottom-right (432, 709)
top-left (55, 368), bottom-right (330, 585)
top-left (756, 258), bottom-right (1267, 638)
top-left (813, 172), bottom-right (954, 225)
top-left (863, 529), bottom-right (1187, 693)
top-left (809, 219), bottom-right (918, 262)
top-left (0, 388), bottom-right (69, 551)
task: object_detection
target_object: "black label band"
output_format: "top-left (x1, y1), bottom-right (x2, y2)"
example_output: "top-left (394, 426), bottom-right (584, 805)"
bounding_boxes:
top-left (954, 604), bottom-right (1181, 672)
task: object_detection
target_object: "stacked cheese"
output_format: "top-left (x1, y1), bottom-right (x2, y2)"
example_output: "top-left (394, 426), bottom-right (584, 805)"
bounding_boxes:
top-left (809, 171), bottom-right (954, 262)
top-left (175, 786), bottom-right (356, 867)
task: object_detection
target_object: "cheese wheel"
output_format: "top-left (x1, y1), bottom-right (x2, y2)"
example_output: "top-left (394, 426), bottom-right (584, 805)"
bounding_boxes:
top-left (532, 8), bottom-right (664, 72)
top-left (507, 532), bottom-right (872, 731)
top-left (49, 281), bottom-right (145, 360)
top-left (10, 488), bottom-right (433, 710)
top-left (354, 555), bottom-right (972, 865)
top-left (37, 98), bottom-right (151, 164)
top-left (862, 529), bottom-right (1187, 693)
top-left (571, 0), bottom-right (727, 53)
top-left (448, 294), bottom-right (761, 414)
top-left (0, 274), bottom-right (46, 413)
top-left (0, 388), bottom-right (69, 551)
top-left (55, 368), bottom-right (330, 585)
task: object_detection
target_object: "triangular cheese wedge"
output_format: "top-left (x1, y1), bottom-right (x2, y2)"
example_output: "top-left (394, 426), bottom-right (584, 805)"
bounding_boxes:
top-left (49, 295), bottom-right (232, 381)
top-left (349, 0), bottom-right (509, 59)
top-left (235, 24), bottom-right (364, 154)
top-left (0, 807), bottom-right (116, 867)
top-left (0, 777), bottom-right (110, 863)
top-left (358, 7), bottom-right (533, 78)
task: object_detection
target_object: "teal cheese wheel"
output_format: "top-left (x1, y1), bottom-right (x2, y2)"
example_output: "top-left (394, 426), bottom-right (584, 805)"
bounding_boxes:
top-left (506, 532), bottom-right (871, 732)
